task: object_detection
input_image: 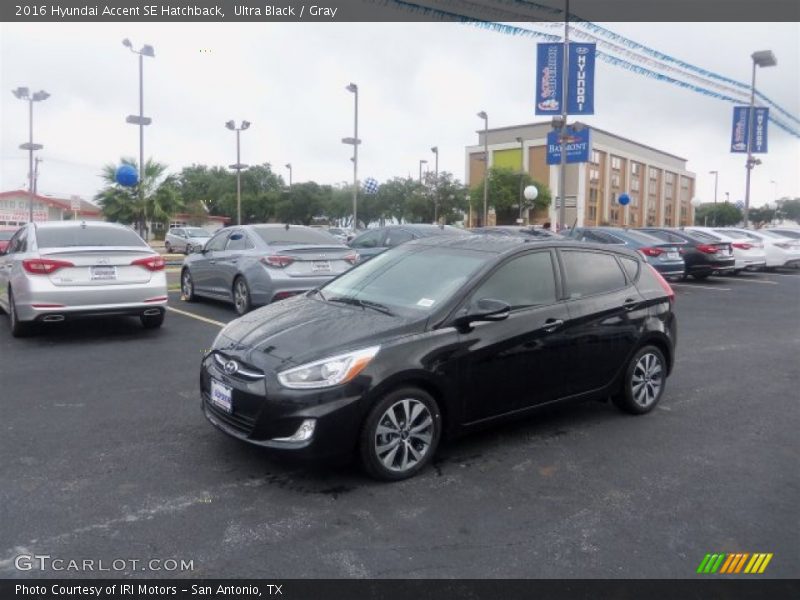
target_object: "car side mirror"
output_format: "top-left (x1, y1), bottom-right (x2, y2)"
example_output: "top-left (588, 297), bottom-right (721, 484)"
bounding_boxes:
top-left (453, 298), bottom-right (511, 331)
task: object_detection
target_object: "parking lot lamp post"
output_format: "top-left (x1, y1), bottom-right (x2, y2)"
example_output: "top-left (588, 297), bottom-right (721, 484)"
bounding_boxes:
top-left (226, 120), bottom-right (251, 225)
top-left (12, 87), bottom-right (49, 223)
top-left (345, 83), bottom-right (359, 229)
top-left (477, 111), bottom-right (488, 226)
top-left (285, 163), bottom-right (292, 188)
top-left (431, 146), bottom-right (439, 222)
top-left (122, 39), bottom-right (154, 239)
top-left (743, 50), bottom-right (777, 229)
top-left (419, 159), bottom-right (427, 184)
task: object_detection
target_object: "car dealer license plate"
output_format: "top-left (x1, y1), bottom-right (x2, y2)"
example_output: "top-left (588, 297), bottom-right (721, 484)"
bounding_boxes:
top-left (666, 251), bottom-right (679, 260)
top-left (210, 378), bottom-right (233, 413)
top-left (91, 265), bottom-right (117, 280)
top-left (312, 260), bottom-right (331, 272)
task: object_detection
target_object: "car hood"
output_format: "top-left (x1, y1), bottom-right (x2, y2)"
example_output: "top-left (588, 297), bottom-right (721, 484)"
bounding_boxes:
top-left (213, 294), bottom-right (423, 370)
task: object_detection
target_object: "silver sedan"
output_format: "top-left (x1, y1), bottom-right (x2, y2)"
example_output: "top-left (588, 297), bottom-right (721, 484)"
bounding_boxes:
top-left (181, 224), bottom-right (358, 315)
top-left (0, 221), bottom-right (168, 336)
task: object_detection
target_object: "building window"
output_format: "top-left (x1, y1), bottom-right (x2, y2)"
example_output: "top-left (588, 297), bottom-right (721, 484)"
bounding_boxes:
top-left (631, 178), bottom-right (640, 192)
top-left (589, 188), bottom-right (598, 202)
top-left (590, 167), bottom-right (599, 183)
top-left (631, 162), bottom-right (640, 176)
top-left (588, 206), bottom-right (597, 222)
top-left (611, 156), bottom-right (622, 170)
top-left (648, 180), bottom-right (657, 194)
top-left (665, 172), bottom-right (675, 184)
top-left (631, 193), bottom-right (639, 207)
top-left (611, 173), bottom-right (620, 188)
top-left (591, 150), bottom-right (601, 165)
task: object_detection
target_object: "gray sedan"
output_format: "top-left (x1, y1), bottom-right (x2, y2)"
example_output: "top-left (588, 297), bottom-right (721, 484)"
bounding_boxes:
top-left (165, 226), bottom-right (212, 254)
top-left (181, 224), bottom-right (359, 315)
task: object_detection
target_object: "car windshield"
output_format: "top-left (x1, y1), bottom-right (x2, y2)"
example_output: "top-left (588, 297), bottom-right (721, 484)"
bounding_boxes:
top-left (757, 230), bottom-right (790, 239)
top-left (185, 228), bottom-right (210, 237)
top-left (320, 245), bottom-right (489, 316)
top-left (36, 226), bottom-right (148, 248)
top-left (715, 229), bottom-right (748, 239)
top-left (252, 226), bottom-right (341, 246)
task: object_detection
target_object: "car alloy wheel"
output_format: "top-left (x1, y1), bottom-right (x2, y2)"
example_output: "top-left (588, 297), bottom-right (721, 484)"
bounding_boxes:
top-left (360, 387), bottom-right (441, 481)
top-left (613, 345), bottom-right (666, 415)
top-left (164, 242), bottom-right (172, 253)
top-left (233, 277), bottom-right (251, 315)
top-left (8, 289), bottom-right (30, 337)
top-left (181, 269), bottom-right (196, 302)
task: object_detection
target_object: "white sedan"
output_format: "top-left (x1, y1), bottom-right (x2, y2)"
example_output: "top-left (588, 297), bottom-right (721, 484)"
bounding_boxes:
top-left (714, 228), bottom-right (800, 269)
top-left (684, 226), bottom-right (766, 273)
top-left (0, 221), bottom-right (167, 336)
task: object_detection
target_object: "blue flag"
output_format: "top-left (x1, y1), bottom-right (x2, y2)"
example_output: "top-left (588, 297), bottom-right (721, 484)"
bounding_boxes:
top-left (535, 43), bottom-right (564, 115)
top-left (567, 44), bottom-right (596, 115)
top-left (731, 107), bottom-right (750, 153)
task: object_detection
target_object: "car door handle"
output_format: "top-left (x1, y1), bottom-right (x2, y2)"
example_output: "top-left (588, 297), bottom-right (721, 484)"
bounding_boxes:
top-left (543, 318), bottom-right (564, 333)
top-left (209, 260), bottom-right (217, 265)
top-left (622, 298), bottom-right (640, 311)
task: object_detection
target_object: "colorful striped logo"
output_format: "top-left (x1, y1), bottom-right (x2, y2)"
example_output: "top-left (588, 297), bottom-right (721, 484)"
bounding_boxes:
top-left (696, 553), bottom-right (773, 574)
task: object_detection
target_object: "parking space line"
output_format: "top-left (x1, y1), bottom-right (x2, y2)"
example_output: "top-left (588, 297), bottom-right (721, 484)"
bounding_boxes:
top-left (724, 277), bottom-right (779, 285)
top-left (671, 283), bottom-right (731, 292)
top-left (166, 306), bottom-right (226, 328)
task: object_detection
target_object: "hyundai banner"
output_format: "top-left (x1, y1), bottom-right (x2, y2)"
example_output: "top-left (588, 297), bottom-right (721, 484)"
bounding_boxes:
top-left (536, 43), bottom-right (596, 115)
top-left (731, 106), bottom-right (769, 153)
top-left (546, 127), bottom-right (591, 164)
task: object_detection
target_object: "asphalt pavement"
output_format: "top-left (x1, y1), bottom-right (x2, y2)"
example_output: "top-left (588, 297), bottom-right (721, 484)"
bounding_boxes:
top-left (1, 269), bottom-right (798, 579)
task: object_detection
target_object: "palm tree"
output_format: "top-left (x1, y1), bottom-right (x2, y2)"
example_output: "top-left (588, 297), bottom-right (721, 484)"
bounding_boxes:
top-left (95, 158), bottom-right (183, 235)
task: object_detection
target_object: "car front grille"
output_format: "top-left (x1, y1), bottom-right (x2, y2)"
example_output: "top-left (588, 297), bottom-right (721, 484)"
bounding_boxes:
top-left (205, 394), bottom-right (257, 436)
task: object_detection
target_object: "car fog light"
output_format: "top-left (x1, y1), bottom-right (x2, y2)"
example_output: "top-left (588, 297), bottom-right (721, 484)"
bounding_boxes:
top-left (273, 419), bottom-right (316, 443)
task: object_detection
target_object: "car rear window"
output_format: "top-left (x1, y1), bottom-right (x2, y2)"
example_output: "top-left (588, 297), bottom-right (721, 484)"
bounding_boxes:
top-left (684, 229), bottom-right (720, 242)
top-left (35, 226), bottom-right (147, 248)
top-left (419, 226), bottom-right (470, 237)
top-left (619, 230), bottom-right (666, 245)
top-left (561, 250), bottom-right (628, 298)
top-left (252, 226), bottom-right (341, 245)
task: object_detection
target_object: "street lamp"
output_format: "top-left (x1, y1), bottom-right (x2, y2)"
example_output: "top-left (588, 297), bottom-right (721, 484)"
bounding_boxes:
top-left (477, 111), bottom-right (488, 226)
top-left (12, 87), bottom-right (49, 223)
top-left (419, 159), bottom-right (427, 184)
top-left (709, 170), bottom-right (719, 225)
top-left (343, 82), bottom-right (359, 230)
top-left (743, 49), bottom-right (777, 229)
top-left (123, 39), bottom-right (154, 239)
top-left (285, 163), bottom-right (292, 188)
top-left (431, 146), bottom-right (439, 222)
top-left (516, 136), bottom-right (525, 223)
top-left (226, 120), bottom-right (251, 225)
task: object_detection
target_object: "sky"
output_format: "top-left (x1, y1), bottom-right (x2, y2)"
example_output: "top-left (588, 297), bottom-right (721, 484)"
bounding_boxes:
top-left (1, 21), bottom-right (798, 209)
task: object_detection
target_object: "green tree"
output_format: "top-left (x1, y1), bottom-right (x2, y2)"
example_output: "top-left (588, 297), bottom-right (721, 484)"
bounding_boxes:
top-left (776, 198), bottom-right (800, 223)
top-left (469, 167), bottom-right (551, 225)
top-left (694, 202), bottom-right (742, 227)
top-left (275, 182), bottom-right (326, 225)
top-left (95, 158), bottom-right (182, 234)
top-left (748, 206), bottom-right (775, 229)
top-left (374, 177), bottom-right (419, 224)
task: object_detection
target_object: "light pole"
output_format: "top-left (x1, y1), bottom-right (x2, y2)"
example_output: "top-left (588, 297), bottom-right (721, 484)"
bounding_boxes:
top-left (709, 169), bottom-right (719, 225)
top-left (343, 82), bottom-right (359, 230)
top-left (285, 163), bottom-right (292, 188)
top-left (226, 120), bottom-right (251, 225)
top-left (418, 159), bottom-right (427, 184)
top-left (725, 192), bottom-right (730, 203)
top-left (743, 50), bottom-right (777, 229)
top-left (524, 185), bottom-right (539, 226)
top-left (558, 0), bottom-right (571, 232)
top-left (123, 39), bottom-right (154, 239)
top-left (516, 136), bottom-right (525, 223)
top-left (12, 87), bottom-right (49, 223)
top-left (477, 111), bottom-right (488, 226)
top-left (431, 146), bottom-right (439, 223)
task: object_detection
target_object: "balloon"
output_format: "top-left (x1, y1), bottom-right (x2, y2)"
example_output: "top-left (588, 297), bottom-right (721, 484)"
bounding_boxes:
top-left (115, 164), bottom-right (139, 187)
top-left (618, 193), bottom-right (630, 206)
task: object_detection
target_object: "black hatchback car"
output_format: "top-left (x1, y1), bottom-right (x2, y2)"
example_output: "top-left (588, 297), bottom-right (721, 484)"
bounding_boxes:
top-left (201, 236), bottom-right (677, 480)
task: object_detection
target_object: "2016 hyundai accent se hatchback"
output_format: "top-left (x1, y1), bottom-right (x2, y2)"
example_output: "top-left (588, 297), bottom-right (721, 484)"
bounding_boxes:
top-left (201, 236), bottom-right (677, 480)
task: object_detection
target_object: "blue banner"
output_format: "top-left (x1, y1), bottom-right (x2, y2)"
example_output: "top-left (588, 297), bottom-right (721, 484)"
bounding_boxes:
top-left (547, 127), bottom-right (591, 164)
top-left (731, 106), bottom-right (770, 153)
top-left (567, 43), bottom-right (596, 115)
top-left (536, 43), bottom-right (596, 116)
top-left (731, 106), bottom-right (750, 153)
top-left (535, 43), bottom-right (563, 115)
top-left (751, 107), bottom-right (769, 153)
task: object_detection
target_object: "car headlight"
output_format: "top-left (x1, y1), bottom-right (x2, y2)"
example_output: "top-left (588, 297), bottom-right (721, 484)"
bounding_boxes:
top-left (277, 346), bottom-right (380, 389)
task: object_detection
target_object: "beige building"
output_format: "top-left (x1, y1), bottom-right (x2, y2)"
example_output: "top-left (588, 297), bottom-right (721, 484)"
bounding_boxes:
top-left (465, 122), bottom-right (696, 228)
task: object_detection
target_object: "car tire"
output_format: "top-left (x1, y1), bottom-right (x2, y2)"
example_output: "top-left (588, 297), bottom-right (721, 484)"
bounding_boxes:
top-left (359, 387), bottom-right (442, 481)
top-left (181, 269), bottom-right (197, 302)
top-left (732, 269), bottom-right (742, 275)
top-left (691, 272), bottom-right (710, 280)
top-left (233, 276), bottom-right (252, 316)
top-left (612, 345), bottom-right (667, 415)
top-left (8, 288), bottom-right (31, 338)
top-left (164, 242), bottom-right (172, 254)
top-left (140, 311), bottom-right (165, 329)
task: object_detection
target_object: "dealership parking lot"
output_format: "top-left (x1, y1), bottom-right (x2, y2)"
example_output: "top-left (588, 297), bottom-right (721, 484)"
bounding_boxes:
top-left (1, 269), bottom-right (798, 578)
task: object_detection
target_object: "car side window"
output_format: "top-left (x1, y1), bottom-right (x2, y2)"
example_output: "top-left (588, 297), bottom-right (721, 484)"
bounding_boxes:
top-left (470, 251), bottom-right (557, 310)
top-left (561, 250), bottom-right (628, 299)
top-left (584, 230), bottom-right (624, 244)
top-left (385, 229), bottom-right (414, 247)
top-left (206, 231), bottom-right (230, 252)
top-left (352, 229), bottom-right (384, 249)
top-left (7, 229), bottom-right (27, 254)
top-left (225, 231), bottom-right (251, 251)
top-left (618, 256), bottom-right (640, 283)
